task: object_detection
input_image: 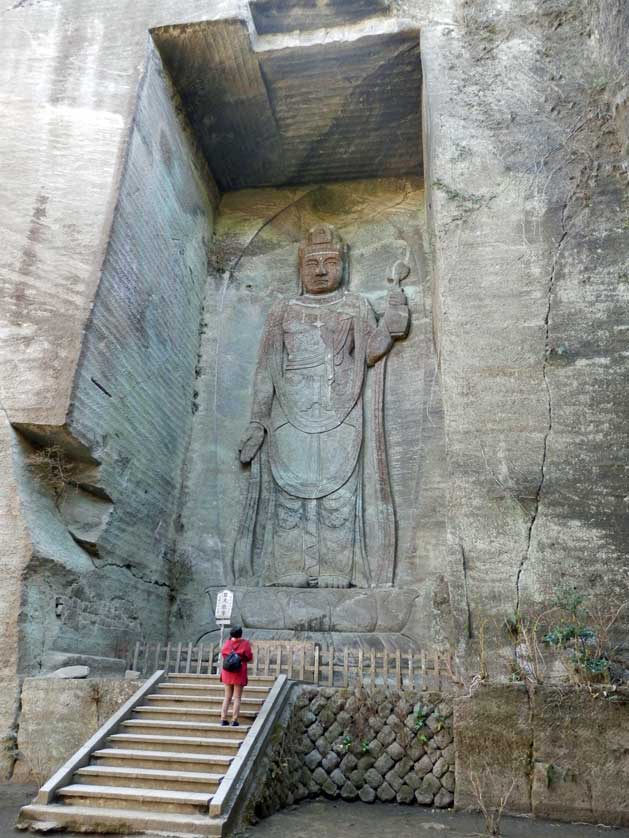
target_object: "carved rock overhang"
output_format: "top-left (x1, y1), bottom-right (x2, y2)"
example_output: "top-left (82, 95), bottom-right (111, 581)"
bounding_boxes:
top-left (151, 8), bottom-right (422, 192)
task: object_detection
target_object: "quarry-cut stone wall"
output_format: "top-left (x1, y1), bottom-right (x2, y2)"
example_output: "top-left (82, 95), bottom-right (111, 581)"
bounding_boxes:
top-left (11, 678), bottom-right (142, 785)
top-left (0, 0), bottom-right (628, 766)
top-left (12, 41), bottom-right (217, 675)
top-left (417, 0), bottom-right (629, 656)
top-left (454, 682), bottom-right (629, 827)
top-left (170, 178), bottom-right (448, 647)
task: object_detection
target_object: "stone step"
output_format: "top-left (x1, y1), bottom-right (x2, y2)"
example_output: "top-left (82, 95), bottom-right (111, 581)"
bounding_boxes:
top-left (121, 719), bottom-right (249, 740)
top-left (93, 747), bottom-right (233, 774)
top-left (147, 692), bottom-right (265, 708)
top-left (75, 764), bottom-right (224, 793)
top-left (160, 676), bottom-right (272, 697)
top-left (108, 733), bottom-right (241, 755)
top-left (58, 783), bottom-right (212, 815)
top-left (134, 705), bottom-right (257, 722)
top-left (168, 673), bottom-right (275, 683)
top-left (19, 803), bottom-right (224, 836)
top-left (158, 682), bottom-right (269, 697)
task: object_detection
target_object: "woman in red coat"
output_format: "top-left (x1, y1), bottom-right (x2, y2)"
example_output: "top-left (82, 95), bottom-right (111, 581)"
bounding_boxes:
top-left (220, 626), bottom-right (253, 726)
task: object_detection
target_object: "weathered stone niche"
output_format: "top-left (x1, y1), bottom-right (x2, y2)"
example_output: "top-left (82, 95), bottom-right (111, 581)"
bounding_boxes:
top-left (171, 178), bottom-right (448, 649)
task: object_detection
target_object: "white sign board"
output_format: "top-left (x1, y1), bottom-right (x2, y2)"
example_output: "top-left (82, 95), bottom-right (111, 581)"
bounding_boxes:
top-left (215, 589), bottom-right (234, 621)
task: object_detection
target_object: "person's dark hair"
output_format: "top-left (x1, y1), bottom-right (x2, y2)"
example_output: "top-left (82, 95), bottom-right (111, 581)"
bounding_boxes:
top-left (229, 625), bottom-right (243, 639)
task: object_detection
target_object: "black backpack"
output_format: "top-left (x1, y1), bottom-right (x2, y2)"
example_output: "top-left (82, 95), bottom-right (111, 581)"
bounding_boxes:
top-left (223, 644), bottom-right (242, 672)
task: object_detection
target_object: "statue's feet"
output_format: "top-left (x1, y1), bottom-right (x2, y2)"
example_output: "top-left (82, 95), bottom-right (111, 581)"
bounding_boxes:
top-left (271, 573), bottom-right (310, 588)
top-left (318, 575), bottom-right (351, 588)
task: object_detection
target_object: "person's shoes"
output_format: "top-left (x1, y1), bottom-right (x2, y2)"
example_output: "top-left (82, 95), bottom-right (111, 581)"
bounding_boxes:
top-left (220, 719), bottom-right (229, 726)
top-left (231, 720), bottom-right (239, 726)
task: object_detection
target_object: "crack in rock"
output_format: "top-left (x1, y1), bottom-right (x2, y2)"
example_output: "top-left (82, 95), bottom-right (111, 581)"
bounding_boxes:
top-left (460, 543), bottom-right (474, 640)
top-left (515, 192), bottom-right (574, 614)
top-left (93, 560), bottom-right (170, 590)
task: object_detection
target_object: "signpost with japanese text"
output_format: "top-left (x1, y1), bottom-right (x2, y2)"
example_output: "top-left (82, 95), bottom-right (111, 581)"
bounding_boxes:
top-left (214, 590), bottom-right (234, 655)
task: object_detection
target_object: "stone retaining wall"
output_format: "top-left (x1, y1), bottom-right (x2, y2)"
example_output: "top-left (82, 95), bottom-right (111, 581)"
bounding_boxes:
top-left (251, 686), bottom-right (454, 819)
top-left (10, 678), bottom-right (142, 784)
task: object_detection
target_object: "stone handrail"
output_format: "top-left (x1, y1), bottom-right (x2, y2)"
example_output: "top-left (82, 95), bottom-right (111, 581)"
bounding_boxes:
top-left (35, 669), bottom-right (166, 804)
top-left (209, 673), bottom-right (291, 820)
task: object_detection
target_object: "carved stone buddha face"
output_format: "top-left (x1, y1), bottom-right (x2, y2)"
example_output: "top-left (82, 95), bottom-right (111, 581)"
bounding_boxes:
top-left (298, 224), bottom-right (345, 295)
top-left (300, 250), bottom-right (343, 295)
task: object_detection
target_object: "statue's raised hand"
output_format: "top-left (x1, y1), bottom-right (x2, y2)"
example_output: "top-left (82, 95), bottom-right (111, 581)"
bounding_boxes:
top-left (239, 422), bottom-right (265, 464)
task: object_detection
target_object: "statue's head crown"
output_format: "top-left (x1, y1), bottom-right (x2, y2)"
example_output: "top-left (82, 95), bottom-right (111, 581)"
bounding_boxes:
top-left (299, 224), bottom-right (344, 262)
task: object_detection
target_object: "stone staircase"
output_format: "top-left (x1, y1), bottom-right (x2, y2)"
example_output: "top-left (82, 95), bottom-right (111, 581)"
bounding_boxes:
top-left (19, 672), bottom-right (289, 836)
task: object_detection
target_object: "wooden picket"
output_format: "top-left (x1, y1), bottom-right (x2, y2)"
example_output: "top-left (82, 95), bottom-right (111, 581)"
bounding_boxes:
top-left (126, 639), bottom-right (460, 689)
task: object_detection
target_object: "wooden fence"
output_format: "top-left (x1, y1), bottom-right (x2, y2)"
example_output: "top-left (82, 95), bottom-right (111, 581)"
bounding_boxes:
top-left (126, 640), bottom-right (461, 690)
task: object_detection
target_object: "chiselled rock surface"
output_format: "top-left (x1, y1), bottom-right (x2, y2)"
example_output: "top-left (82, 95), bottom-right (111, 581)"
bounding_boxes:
top-left (453, 683), bottom-right (629, 827)
top-left (153, 17), bottom-right (421, 190)
top-left (250, 0), bottom-right (390, 34)
top-left (0, 0), bottom-right (628, 709)
top-left (416, 0), bottom-right (629, 657)
top-left (12, 41), bottom-right (217, 672)
top-left (12, 678), bottom-right (141, 784)
top-left (532, 685), bottom-right (629, 826)
top-left (453, 684), bottom-right (533, 814)
top-left (171, 178), bottom-right (448, 645)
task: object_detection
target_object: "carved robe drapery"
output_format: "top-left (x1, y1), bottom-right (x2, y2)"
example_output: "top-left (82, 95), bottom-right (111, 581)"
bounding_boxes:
top-left (232, 288), bottom-right (396, 589)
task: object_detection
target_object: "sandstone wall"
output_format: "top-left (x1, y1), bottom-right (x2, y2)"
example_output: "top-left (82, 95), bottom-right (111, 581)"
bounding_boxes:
top-left (12, 39), bottom-right (217, 673)
top-left (0, 0), bottom-right (627, 685)
top-left (11, 678), bottom-right (141, 785)
top-left (252, 681), bottom-right (629, 828)
top-left (454, 683), bottom-right (629, 827)
top-left (416, 0), bottom-right (629, 655)
top-left (0, 415), bottom-right (31, 778)
top-left (171, 179), bottom-right (448, 646)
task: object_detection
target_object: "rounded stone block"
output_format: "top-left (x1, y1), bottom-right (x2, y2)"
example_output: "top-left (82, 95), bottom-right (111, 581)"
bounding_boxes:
top-left (340, 753), bottom-right (358, 773)
top-left (330, 768), bottom-right (346, 787)
top-left (404, 770), bottom-right (421, 790)
top-left (365, 767), bottom-right (384, 789)
top-left (433, 756), bottom-right (448, 778)
top-left (341, 781), bottom-right (359, 801)
top-left (421, 773), bottom-right (441, 796)
top-left (377, 781), bottom-right (396, 802)
top-left (312, 766), bottom-right (328, 786)
top-left (386, 741), bottom-right (405, 762)
top-left (322, 752), bottom-right (340, 772)
top-left (374, 753), bottom-right (394, 775)
top-left (384, 768), bottom-right (403, 792)
top-left (305, 750), bottom-right (322, 771)
top-left (434, 788), bottom-right (454, 809)
top-left (397, 784), bottom-right (415, 804)
top-left (359, 784), bottom-right (376, 803)
top-left (415, 754), bottom-right (433, 778)
top-left (377, 726), bottom-right (396, 747)
top-left (441, 770), bottom-right (455, 792)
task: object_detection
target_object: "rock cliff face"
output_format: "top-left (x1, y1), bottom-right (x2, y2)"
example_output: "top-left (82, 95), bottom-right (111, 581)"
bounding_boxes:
top-left (0, 0), bottom-right (627, 772)
top-left (4, 38), bottom-right (216, 679)
top-left (418, 0), bottom-right (629, 656)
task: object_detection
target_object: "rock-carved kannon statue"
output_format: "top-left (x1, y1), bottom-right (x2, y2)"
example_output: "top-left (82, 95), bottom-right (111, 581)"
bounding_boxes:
top-left (232, 224), bottom-right (409, 589)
